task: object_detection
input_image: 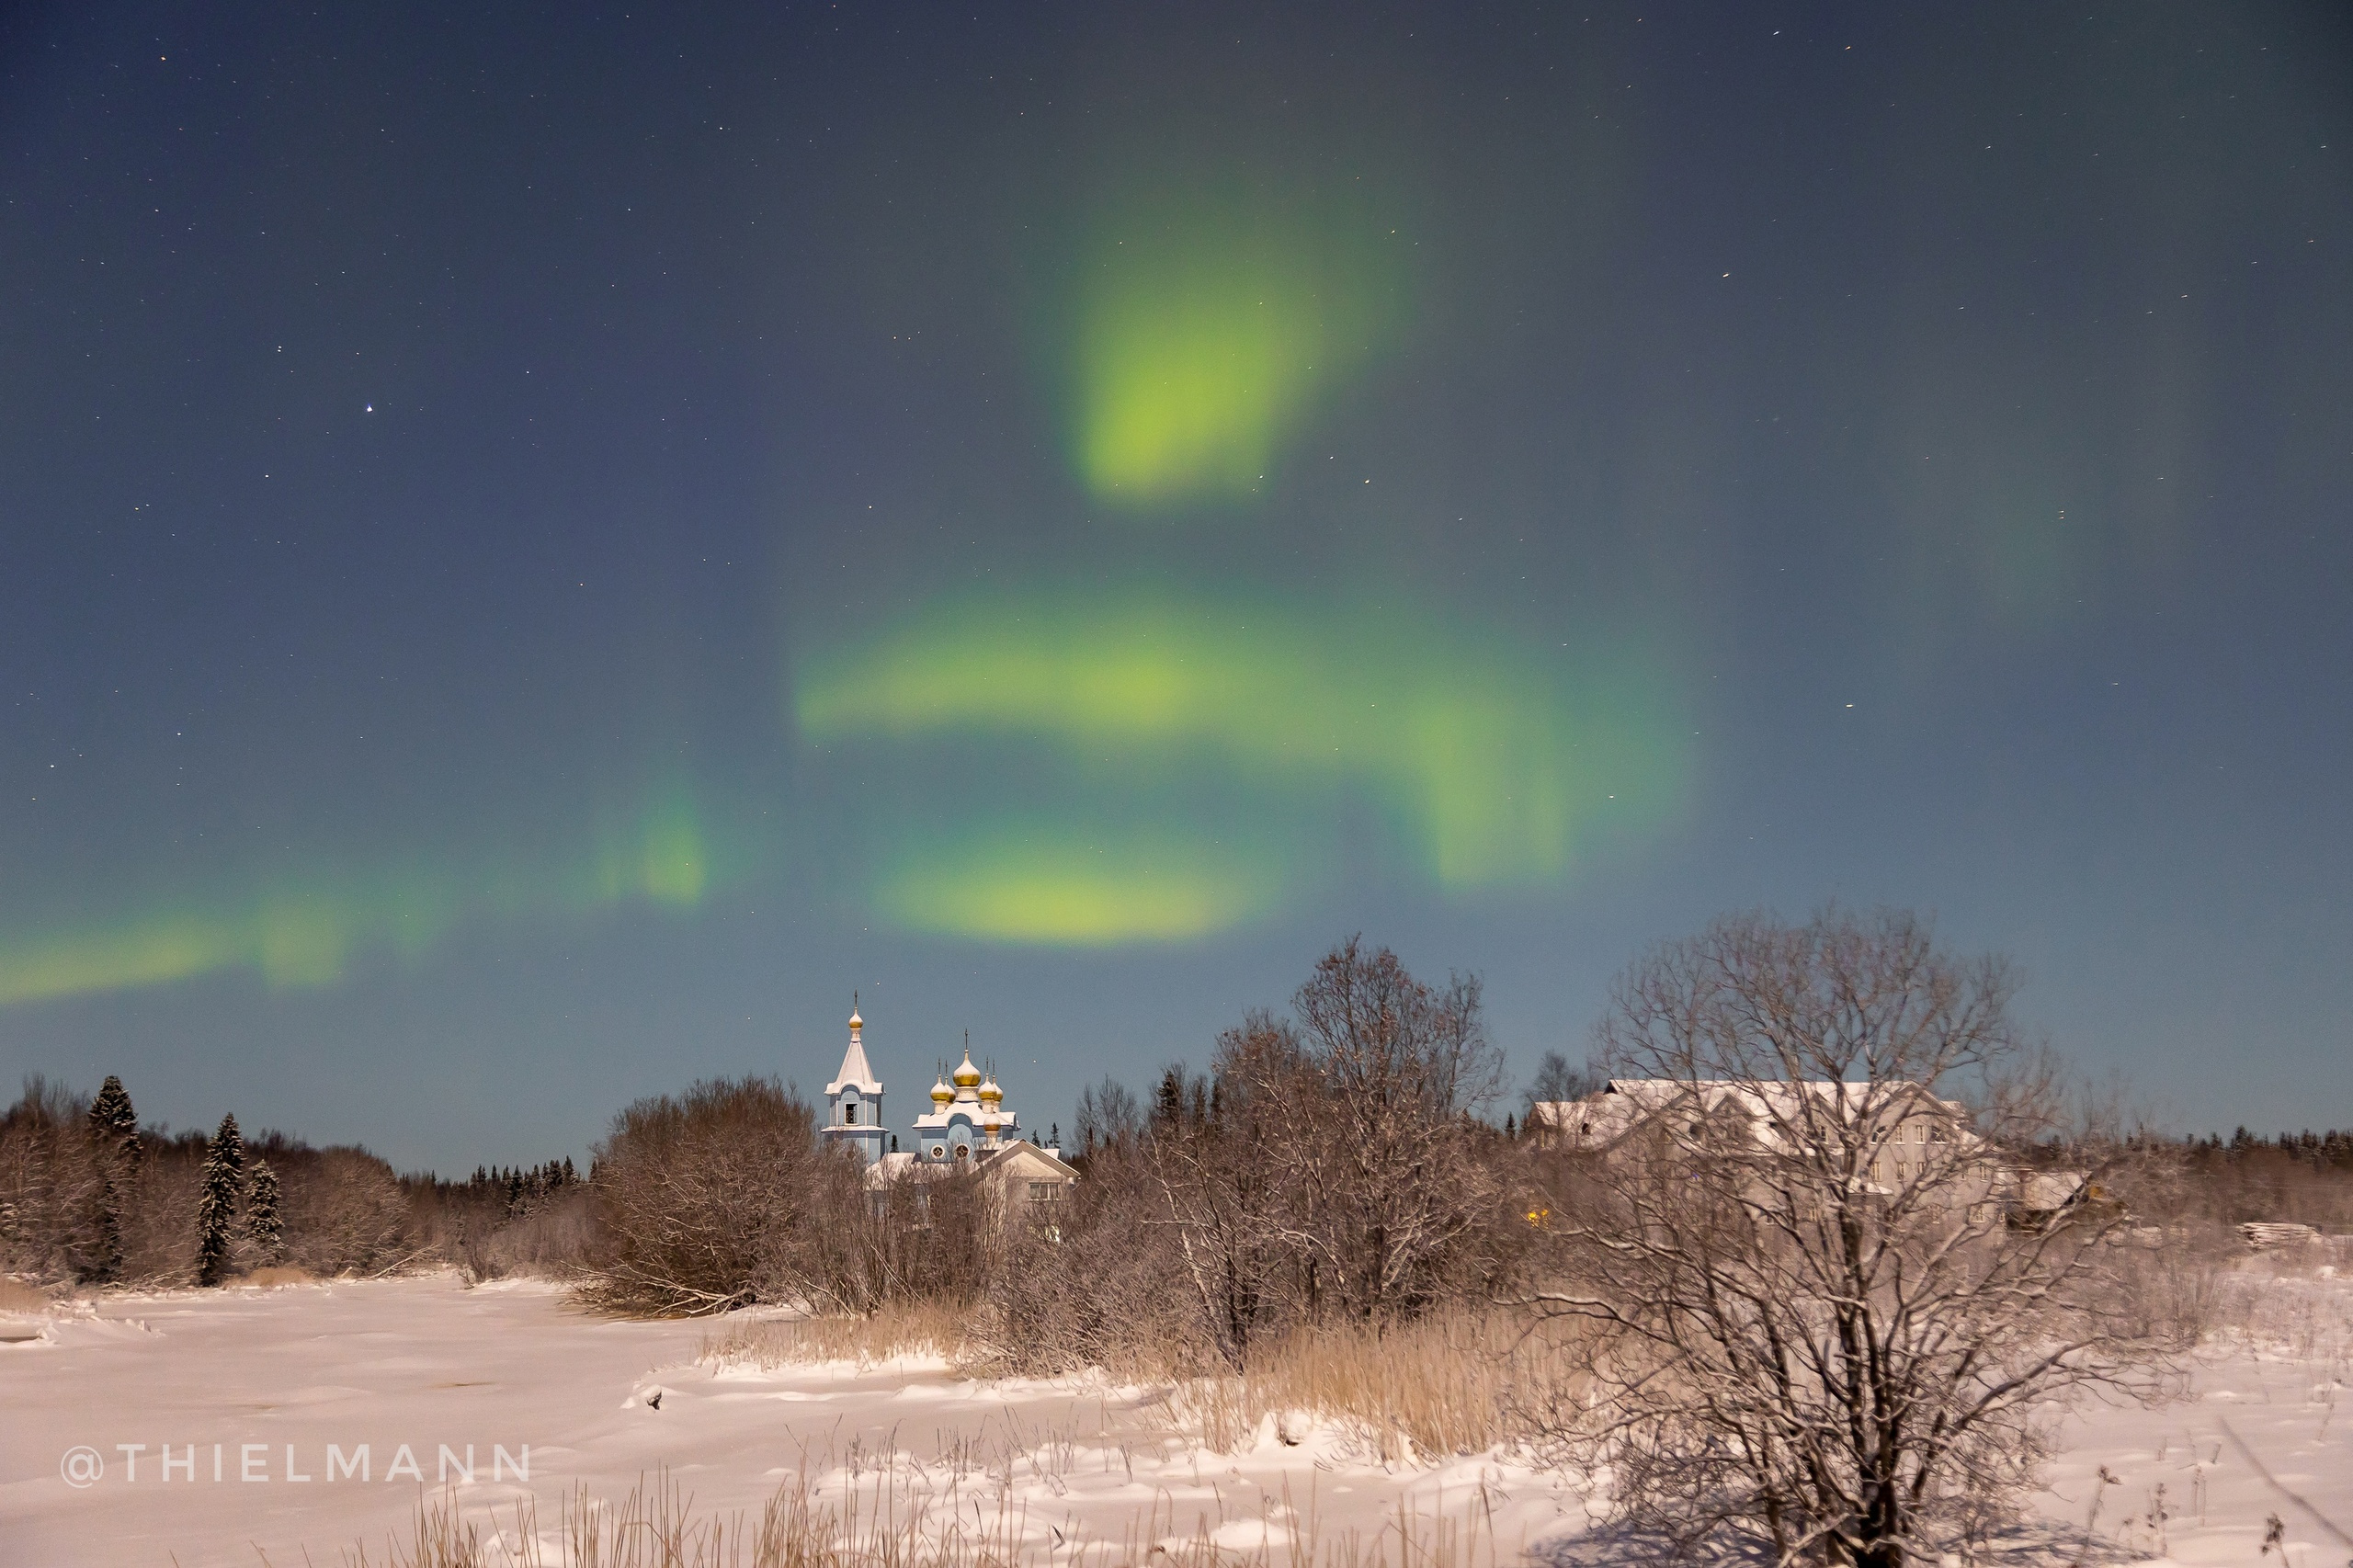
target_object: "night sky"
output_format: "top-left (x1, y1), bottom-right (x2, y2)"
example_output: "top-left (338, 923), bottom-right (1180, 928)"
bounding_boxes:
top-left (3, 3), bottom-right (2347, 1173)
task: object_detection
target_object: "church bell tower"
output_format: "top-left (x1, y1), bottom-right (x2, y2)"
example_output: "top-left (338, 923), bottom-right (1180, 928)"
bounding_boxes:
top-left (822, 997), bottom-right (887, 1165)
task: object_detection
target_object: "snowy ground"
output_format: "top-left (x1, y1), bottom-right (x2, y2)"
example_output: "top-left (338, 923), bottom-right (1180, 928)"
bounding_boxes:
top-left (1, 1267), bottom-right (2347, 1567)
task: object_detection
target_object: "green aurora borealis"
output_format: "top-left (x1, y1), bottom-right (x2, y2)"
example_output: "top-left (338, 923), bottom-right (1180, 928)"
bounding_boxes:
top-left (5, 3), bottom-right (2349, 1162)
top-left (0, 787), bottom-right (720, 1006)
top-left (0, 155), bottom-right (1683, 994)
top-left (1064, 184), bottom-right (1408, 506)
top-left (797, 585), bottom-right (1682, 941)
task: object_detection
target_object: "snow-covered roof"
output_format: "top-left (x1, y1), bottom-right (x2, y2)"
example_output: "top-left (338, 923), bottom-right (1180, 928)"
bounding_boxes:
top-left (861, 1142), bottom-right (1076, 1189)
top-left (1532, 1077), bottom-right (1972, 1153)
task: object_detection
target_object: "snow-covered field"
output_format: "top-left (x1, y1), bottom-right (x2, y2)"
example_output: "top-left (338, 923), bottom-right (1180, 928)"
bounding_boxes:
top-left (1, 1267), bottom-right (2347, 1567)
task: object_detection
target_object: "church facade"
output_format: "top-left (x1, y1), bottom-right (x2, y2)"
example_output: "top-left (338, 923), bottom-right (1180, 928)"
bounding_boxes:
top-left (818, 1005), bottom-right (1077, 1214)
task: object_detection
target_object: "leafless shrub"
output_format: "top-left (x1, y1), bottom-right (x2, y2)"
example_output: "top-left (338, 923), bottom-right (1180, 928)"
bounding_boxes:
top-left (795, 1152), bottom-right (999, 1317)
top-left (1532, 907), bottom-right (2190, 1568)
top-left (579, 1077), bottom-right (825, 1315)
top-left (450, 1186), bottom-right (597, 1281)
top-left (282, 1146), bottom-right (419, 1275)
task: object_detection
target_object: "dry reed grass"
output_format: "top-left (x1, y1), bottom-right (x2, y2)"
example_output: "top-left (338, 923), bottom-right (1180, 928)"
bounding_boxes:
top-left (700, 1299), bottom-right (978, 1370)
top-left (2205, 1238), bottom-right (2353, 1372)
top-left (700, 1301), bottom-right (1588, 1464)
top-left (243, 1264), bottom-right (322, 1288)
top-left (0, 1275), bottom-right (51, 1313)
top-left (1161, 1308), bottom-right (1591, 1461)
top-left (342, 1469), bottom-right (1506, 1568)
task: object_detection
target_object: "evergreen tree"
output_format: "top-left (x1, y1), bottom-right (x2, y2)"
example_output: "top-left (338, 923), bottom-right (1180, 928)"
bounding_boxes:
top-left (244, 1159), bottom-right (284, 1266)
top-left (81, 1075), bottom-right (141, 1284)
top-left (194, 1114), bottom-right (244, 1286)
top-left (88, 1075), bottom-right (142, 1167)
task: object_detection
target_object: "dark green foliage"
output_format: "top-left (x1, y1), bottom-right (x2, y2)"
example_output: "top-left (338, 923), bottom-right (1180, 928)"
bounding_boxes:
top-left (194, 1114), bottom-right (244, 1286)
top-left (74, 1075), bottom-right (142, 1284)
top-left (87, 1075), bottom-right (141, 1167)
top-left (244, 1158), bottom-right (284, 1266)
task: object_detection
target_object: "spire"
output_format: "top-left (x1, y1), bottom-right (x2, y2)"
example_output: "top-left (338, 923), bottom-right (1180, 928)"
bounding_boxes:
top-left (826, 996), bottom-right (881, 1096)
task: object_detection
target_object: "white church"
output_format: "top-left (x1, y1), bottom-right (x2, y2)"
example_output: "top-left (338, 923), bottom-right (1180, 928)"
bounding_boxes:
top-left (819, 1003), bottom-right (1078, 1211)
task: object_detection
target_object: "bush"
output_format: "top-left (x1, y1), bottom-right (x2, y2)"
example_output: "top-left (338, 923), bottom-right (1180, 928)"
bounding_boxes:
top-left (579, 1077), bottom-right (824, 1315)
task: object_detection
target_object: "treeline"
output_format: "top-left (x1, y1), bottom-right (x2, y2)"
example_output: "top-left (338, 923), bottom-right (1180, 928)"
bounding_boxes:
top-left (0, 1076), bottom-right (417, 1286)
top-left (10, 941), bottom-right (2343, 1316)
top-left (568, 939), bottom-right (1537, 1377)
top-left (2192, 1128), bottom-right (2353, 1165)
top-left (2163, 1128), bottom-right (2353, 1230)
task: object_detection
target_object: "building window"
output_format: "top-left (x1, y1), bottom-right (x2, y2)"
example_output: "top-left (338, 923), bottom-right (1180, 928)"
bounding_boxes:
top-left (844, 1103), bottom-right (858, 1126)
top-left (1028, 1181), bottom-right (1063, 1203)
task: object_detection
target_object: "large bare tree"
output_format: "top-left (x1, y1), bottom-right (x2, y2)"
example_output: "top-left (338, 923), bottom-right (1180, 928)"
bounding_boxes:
top-left (1536, 908), bottom-right (2185, 1567)
top-left (1252, 937), bottom-right (1506, 1323)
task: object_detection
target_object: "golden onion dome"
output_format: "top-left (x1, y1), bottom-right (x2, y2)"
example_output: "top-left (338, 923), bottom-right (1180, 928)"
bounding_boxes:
top-left (952, 1051), bottom-right (982, 1089)
top-left (929, 1071), bottom-right (953, 1105)
top-left (978, 1073), bottom-right (1002, 1104)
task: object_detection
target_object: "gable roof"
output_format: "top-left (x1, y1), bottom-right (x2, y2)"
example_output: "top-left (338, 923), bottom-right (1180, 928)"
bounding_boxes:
top-left (977, 1141), bottom-right (1077, 1180)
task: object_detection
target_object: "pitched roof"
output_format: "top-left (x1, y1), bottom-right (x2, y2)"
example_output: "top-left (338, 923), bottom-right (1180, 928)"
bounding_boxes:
top-left (1531, 1078), bottom-right (1971, 1152)
top-left (977, 1141), bottom-right (1077, 1180)
top-left (826, 1028), bottom-right (882, 1096)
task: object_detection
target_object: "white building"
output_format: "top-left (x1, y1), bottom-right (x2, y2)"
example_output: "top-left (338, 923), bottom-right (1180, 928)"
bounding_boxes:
top-left (910, 1041), bottom-right (1019, 1165)
top-left (1530, 1078), bottom-right (1984, 1192)
top-left (816, 1005), bottom-right (1077, 1220)
top-left (821, 1001), bottom-right (887, 1165)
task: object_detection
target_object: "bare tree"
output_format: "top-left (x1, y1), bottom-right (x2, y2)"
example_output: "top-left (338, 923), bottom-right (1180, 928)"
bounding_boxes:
top-left (1149, 1041), bottom-right (1291, 1370)
top-left (1521, 1050), bottom-right (1602, 1130)
top-left (1244, 937), bottom-right (1506, 1323)
top-left (0, 1077), bottom-right (107, 1283)
top-left (1074, 1076), bottom-right (1142, 1163)
top-left (582, 1077), bottom-right (823, 1315)
top-left (1535, 908), bottom-right (2186, 1567)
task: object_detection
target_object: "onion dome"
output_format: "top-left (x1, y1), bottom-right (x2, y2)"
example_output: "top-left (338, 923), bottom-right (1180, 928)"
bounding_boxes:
top-left (929, 1065), bottom-right (954, 1105)
top-left (952, 1050), bottom-right (982, 1090)
top-left (978, 1063), bottom-right (1002, 1104)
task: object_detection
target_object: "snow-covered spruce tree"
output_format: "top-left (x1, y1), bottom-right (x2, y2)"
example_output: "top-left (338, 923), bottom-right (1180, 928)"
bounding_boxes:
top-left (244, 1158), bottom-right (284, 1267)
top-left (194, 1114), bottom-right (244, 1286)
top-left (79, 1075), bottom-right (141, 1284)
top-left (87, 1075), bottom-right (141, 1167)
